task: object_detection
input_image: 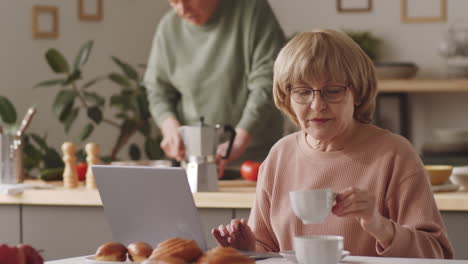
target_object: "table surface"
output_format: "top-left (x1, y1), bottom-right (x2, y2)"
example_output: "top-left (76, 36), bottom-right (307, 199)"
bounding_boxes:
top-left (46, 255), bottom-right (468, 264)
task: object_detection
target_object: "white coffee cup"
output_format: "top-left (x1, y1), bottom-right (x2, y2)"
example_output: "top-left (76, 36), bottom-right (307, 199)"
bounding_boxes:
top-left (289, 189), bottom-right (335, 224)
top-left (293, 235), bottom-right (344, 264)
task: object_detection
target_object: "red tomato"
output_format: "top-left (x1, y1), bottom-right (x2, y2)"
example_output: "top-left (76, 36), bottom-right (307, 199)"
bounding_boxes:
top-left (76, 162), bottom-right (87, 181)
top-left (240, 160), bottom-right (261, 181)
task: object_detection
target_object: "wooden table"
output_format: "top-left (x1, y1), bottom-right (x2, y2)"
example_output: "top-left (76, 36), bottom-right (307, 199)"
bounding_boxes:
top-left (45, 255), bottom-right (468, 264)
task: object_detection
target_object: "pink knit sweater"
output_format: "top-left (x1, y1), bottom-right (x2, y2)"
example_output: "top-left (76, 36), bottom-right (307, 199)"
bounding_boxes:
top-left (248, 125), bottom-right (453, 258)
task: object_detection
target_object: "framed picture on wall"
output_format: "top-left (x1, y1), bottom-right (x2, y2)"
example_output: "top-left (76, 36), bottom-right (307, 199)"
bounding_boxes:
top-left (337, 0), bottom-right (372, 13)
top-left (401, 0), bottom-right (447, 23)
top-left (78, 0), bottom-right (103, 21)
top-left (32, 6), bottom-right (59, 39)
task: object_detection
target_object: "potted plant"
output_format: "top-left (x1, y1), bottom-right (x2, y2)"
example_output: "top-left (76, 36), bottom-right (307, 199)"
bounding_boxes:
top-left (36, 41), bottom-right (163, 162)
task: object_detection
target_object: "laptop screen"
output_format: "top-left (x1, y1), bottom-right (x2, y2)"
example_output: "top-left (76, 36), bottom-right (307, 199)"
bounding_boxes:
top-left (92, 165), bottom-right (208, 251)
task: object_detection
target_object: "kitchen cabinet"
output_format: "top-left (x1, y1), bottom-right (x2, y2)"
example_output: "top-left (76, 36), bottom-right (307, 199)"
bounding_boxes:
top-left (0, 205), bottom-right (20, 245)
top-left (441, 212), bottom-right (468, 260)
top-left (234, 209), bottom-right (250, 220)
top-left (198, 208), bottom-right (232, 249)
top-left (22, 206), bottom-right (112, 261)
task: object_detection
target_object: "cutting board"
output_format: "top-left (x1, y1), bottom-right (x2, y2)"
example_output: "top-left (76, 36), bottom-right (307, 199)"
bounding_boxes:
top-left (219, 179), bottom-right (257, 188)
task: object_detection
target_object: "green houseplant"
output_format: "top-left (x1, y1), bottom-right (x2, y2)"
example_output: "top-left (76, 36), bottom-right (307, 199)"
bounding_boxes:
top-left (0, 95), bottom-right (17, 131)
top-left (344, 29), bottom-right (381, 61)
top-left (36, 40), bottom-right (163, 162)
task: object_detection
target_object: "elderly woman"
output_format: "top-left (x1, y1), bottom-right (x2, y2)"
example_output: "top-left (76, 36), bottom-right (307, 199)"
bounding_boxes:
top-left (212, 29), bottom-right (454, 258)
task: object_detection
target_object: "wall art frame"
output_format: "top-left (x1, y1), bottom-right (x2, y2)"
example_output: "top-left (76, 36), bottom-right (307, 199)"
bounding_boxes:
top-left (337, 0), bottom-right (372, 13)
top-left (401, 0), bottom-right (447, 23)
top-left (32, 5), bottom-right (59, 39)
top-left (78, 0), bottom-right (103, 21)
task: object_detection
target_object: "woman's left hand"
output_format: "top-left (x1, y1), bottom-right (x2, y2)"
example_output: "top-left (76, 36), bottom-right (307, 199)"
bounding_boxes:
top-left (332, 187), bottom-right (394, 246)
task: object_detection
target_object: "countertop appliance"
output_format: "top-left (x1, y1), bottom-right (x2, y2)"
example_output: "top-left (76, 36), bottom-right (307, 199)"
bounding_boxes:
top-left (179, 117), bottom-right (236, 192)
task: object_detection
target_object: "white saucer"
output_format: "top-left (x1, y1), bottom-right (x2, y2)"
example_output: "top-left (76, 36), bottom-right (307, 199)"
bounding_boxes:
top-left (279, 250), bottom-right (350, 263)
top-left (431, 181), bottom-right (460, 192)
top-left (84, 255), bottom-right (136, 264)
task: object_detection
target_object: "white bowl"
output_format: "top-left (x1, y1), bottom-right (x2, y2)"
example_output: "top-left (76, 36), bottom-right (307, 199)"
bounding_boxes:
top-left (451, 166), bottom-right (468, 190)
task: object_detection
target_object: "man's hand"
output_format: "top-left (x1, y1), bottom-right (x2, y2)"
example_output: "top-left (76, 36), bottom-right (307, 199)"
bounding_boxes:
top-left (160, 116), bottom-right (185, 161)
top-left (216, 128), bottom-right (252, 178)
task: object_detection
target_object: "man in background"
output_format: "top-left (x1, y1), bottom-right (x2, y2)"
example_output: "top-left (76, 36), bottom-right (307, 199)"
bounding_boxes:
top-left (144, 0), bottom-right (285, 177)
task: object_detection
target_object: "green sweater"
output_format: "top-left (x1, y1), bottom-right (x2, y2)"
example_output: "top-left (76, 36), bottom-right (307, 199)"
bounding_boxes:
top-left (144, 0), bottom-right (286, 164)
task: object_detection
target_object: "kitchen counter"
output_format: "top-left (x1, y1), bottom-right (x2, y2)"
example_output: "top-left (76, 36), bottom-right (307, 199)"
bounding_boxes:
top-left (0, 180), bottom-right (467, 211)
top-left (0, 180), bottom-right (256, 208)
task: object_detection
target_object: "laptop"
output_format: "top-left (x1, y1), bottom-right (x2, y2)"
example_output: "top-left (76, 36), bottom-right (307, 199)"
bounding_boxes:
top-left (92, 165), bottom-right (208, 251)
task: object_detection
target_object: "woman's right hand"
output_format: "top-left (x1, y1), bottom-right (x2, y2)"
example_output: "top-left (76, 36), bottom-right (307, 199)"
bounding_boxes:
top-left (211, 219), bottom-right (256, 251)
top-left (160, 116), bottom-right (185, 161)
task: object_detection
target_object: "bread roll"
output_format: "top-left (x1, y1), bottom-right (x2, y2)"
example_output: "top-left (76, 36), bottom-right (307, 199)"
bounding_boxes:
top-left (197, 247), bottom-right (254, 264)
top-left (95, 242), bottom-right (127, 262)
top-left (150, 238), bottom-right (202, 262)
top-left (128, 241), bottom-right (153, 262)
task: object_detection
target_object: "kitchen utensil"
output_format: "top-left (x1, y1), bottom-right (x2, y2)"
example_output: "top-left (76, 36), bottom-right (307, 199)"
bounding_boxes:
top-left (179, 117), bottom-right (236, 192)
top-left (10, 107), bottom-right (36, 157)
top-left (425, 165), bottom-right (453, 185)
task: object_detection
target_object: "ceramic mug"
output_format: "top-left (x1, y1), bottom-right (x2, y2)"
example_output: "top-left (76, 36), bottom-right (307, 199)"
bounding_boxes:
top-left (289, 189), bottom-right (335, 224)
top-left (293, 235), bottom-right (344, 264)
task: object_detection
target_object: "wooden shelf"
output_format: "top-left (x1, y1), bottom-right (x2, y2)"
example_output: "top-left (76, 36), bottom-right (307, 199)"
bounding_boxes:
top-left (379, 79), bottom-right (468, 93)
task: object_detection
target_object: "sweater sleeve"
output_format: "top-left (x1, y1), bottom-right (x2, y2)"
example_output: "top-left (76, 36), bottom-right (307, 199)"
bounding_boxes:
top-left (236, 0), bottom-right (286, 135)
top-left (143, 21), bottom-right (180, 127)
top-left (248, 158), bottom-right (280, 252)
top-left (377, 163), bottom-right (454, 258)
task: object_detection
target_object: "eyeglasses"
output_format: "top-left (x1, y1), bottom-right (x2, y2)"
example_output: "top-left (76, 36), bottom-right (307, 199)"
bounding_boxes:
top-left (289, 85), bottom-right (347, 104)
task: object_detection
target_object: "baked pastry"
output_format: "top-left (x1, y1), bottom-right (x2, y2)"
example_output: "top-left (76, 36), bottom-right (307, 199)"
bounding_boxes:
top-left (128, 241), bottom-right (153, 262)
top-left (150, 238), bottom-right (202, 262)
top-left (197, 247), bottom-right (254, 264)
top-left (95, 242), bottom-right (127, 262)
top-left (143, 256), bottom-right (187, 264)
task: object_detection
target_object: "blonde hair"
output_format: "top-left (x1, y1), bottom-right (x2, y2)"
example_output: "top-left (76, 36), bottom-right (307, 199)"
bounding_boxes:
top-left (273, 29), bottom-right (377, 126)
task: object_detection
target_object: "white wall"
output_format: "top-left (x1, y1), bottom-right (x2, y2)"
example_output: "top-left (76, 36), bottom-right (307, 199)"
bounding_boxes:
top-left (268, 0), bottom-right (468, 152)
top-left (0, 0), bottom-right (171, 159)
top-left (2, 0), bottom-right (468, 158)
